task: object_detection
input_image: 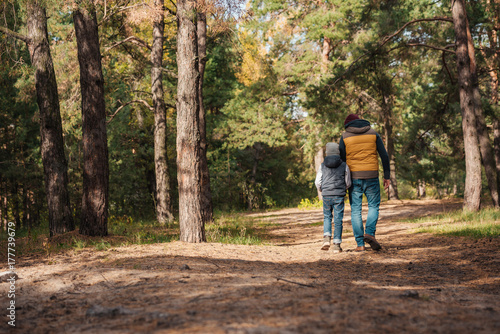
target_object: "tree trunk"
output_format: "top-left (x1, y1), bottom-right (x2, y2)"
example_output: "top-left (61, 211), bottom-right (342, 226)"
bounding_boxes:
top-left (484, 0), bottom-right (500, 203)
top-left (177, 0), bottom-right (204, 242)
top-left (321, 37), bottom-right (331, 73)
top-left (466, 19), bottom-right (499, 207)
top-left (0, 179), bottom-right (4, 231)
top-left (452, 0), bottom-right (482, 211)
top-left (375, 67), bottom-right (398, 200)
top-left (22, 184), bottom-right (28, 229)
top-left (197, 10), bottom-right (213, 223)
top-left (495, 118), bottom-right (500, 177)
top-left (151, 0), bottom-right (174, 224)
top-left (382, 96), bottom-right (399, 200)
top-left (74, 1), bottom-right (109, 236)
top-left (2, 192), bottom-right (7, 228)
top-left (248, 142), bottom-right (262, 211)
top-left (417, 180), bottom-right (426, 198)
top-left (13, 183), bottom-right (20, 229)
top-left (26, 2), bottom-right (74, 236)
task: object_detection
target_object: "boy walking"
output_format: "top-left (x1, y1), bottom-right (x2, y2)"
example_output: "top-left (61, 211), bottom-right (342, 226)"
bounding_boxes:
top-left (315, 142), bottom-right (351, 252)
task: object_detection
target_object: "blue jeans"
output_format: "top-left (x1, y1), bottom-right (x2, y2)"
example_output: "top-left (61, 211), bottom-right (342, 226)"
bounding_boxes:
top-left (349, 178), bottom-right (381, 246)
top-left (322, 196), bottom-right (345, 244)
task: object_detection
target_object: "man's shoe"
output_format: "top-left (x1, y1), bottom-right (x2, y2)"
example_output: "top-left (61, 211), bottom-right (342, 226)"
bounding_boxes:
top-left (321, 236), bottom-right (331, 250)
top-left (364, 234), bottom-right (382, 251)
top-left (355, 246), bottom-right (365, 252)
top-left (332, 243), bottom-right (342, 253)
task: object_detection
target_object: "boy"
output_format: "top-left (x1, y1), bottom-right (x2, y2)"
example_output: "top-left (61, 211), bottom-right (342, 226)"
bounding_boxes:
top-left (315, 142), bottom-right (351, 253)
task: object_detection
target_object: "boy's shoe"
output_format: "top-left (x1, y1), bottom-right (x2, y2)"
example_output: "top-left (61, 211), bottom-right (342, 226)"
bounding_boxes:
top-left (321, 236), bottom-right (331, 250)
top-left (332, 243), bottom-right (342, 253)
top-left (364, 234), bottom-right (382, 251)
top-left (355, 246), bottom-right (365, 252)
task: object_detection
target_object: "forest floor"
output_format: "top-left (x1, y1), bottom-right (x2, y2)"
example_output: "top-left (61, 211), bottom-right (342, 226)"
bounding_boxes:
top-left (2, 199), bottom-right (500, 333)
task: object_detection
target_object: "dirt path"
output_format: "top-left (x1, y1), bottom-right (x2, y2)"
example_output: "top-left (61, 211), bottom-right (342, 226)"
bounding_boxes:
top-left (2, 199), bottom-right (499, 333)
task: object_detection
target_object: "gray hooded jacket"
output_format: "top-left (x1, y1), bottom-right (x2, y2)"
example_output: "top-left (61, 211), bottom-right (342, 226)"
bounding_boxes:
top-left (315, 155), bottom-right (351, 197)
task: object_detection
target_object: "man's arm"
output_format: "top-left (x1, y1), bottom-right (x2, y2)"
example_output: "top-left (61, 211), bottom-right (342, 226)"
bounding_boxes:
top-left (376, 134), bottom-right (390, 180)
top-left (339, 135), bottom-right (346, 162)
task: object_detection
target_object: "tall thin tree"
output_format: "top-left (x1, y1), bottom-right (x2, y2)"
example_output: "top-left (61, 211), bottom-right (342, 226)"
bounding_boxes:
top-left (483, 0), bottom-right (500, 195)
top-left (197, 7), bottom-right (213, 223)
top-left (451, 0), bottom-right (482, 211)
top-left (177, 0), bottom-right (205, 242)
top-left (465, 15), bottom-right (499, 207)
top-left (151, 0), bottom-right (174, 223)
top-left (0, 1), bottom-right (74, 236)
top-left (74, 0), bottom-right (109, 236)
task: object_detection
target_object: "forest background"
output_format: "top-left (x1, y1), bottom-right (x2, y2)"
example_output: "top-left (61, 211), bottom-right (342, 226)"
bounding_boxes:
top-left (0, 0), bottom-right (499, 241)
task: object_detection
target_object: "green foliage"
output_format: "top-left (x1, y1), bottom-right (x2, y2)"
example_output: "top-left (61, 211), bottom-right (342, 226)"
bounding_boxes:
top-left (1, 0), bottom-right (498, 233)
top-left (297, 198), bottom-right (323, 210)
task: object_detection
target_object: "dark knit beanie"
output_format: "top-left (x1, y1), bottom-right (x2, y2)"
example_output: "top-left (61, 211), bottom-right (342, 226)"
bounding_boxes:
top-left (344, 114), bottom-right (360, 126)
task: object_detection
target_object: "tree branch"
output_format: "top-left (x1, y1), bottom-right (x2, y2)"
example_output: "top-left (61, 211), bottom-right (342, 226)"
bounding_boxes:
top-left (406, 43), bottom-right (456, 54)
top-left (161, 67), bottom-right (178, 78)
top-left (168, 0), bottom-right (177, 10)
top-left (104, 36), bottom-right (151, 53)
top-left (442, 51), bottom-right (455, 84)
top-left (332, 17), bottom-right (454, 86)
top-left (379, 17), bottom-right (453, 49)
top-left (107, 100), bottom-right (153, 124)
top-left (165, 3), bottom-right (176, 16)
top-left (0, 25), bottom-right (30, 44)
top-left (100, 2), bottom-right (149, 26)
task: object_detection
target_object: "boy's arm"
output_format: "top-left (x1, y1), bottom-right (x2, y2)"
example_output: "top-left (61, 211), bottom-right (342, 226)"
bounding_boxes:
top-left (315, 166), bottom-right (322, 192)
top-left (345, 164), bottom-right (352, 189)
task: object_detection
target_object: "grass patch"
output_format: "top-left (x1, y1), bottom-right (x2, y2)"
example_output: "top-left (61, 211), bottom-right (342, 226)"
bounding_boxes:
top-left (297, 198), bottom-right (323, 209)
top-left (412, 208), bottom-right (500, 238)
top-left (0, 215), bottom-right (179, 258)
top-left (0, 212), bottom-right (265, 258)
top-left (207, 213), bottom-right (264, 245)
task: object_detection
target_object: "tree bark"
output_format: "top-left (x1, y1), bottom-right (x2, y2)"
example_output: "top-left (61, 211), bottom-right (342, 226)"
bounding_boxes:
top-left (248, 142), bottom-right (262, 211)
top-left (452, 0), bottom-right (482, 211)
top-left (197, 10), bottom-right (213, 223)
top-left (177, 0), bottom-right (205, 242)
top-left (151, 0), bottom-right (174, 224)
top-left (466, 19), bottom-right (499, 207)
top-left (74, 1), bottom-right (109, 236)
top-left (382, 95), bottom-right (399, 200)
top-left (484, 0), bottom-right (500, 203)
top-left (494, 118), bottom-right (500, 178)
top-left (25, 2), bottom-right (74, 236)
top-left (417, 180), bottom-right (426, 198)
top-left (0, 179), bottom-right (4, 231)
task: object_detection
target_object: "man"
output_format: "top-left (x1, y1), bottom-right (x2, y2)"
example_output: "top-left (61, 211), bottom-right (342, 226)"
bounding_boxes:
top-left (339, 114), bottom-right (390, 251)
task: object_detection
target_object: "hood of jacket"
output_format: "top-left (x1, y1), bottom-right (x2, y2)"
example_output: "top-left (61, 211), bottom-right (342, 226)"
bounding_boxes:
top-left (345, 119), bottom-right (371, 134)
top-left (324, 155), bottom-right (343, 168)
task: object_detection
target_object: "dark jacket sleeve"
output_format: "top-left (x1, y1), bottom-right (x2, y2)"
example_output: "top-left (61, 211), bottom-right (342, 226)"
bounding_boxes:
top-left (339, 135), bottom-right (346, 162)
top-left (376, 134), bottom-right (390, 179)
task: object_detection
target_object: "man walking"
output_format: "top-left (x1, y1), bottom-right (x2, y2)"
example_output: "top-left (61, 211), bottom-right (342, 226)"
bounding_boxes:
top-left (339, 114), bottom-right (390, 251)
